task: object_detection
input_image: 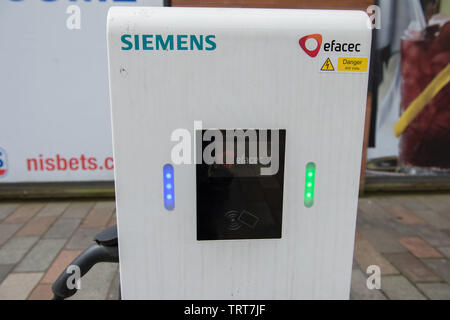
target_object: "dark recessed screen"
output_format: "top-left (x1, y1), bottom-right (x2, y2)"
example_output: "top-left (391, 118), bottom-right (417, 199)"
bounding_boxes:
top-left (196, 129), bottom-right (286, 240)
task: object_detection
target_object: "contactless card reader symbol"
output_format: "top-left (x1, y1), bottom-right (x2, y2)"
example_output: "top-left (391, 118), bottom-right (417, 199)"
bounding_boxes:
top-left (225, 211), bottom-right (242, 231)
top-left (238, 210), bottom-right (259, 229)
top-left (224, 210), bottom-right (260, 231)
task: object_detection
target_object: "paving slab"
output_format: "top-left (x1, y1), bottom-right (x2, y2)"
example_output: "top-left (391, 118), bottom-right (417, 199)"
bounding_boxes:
top-left (350, 269), bottom-right (387, 300)
top-left (356, 210), bottom-right (376, 230)
top-left (107, 213), bottom-right (117, 228)
top-left (352, 257), bottom-right (359, 270)
top-left (384, 252), bottom-right (442, 283)
top-left (437, 247), bottom-right (450, 259)
top-left (353, 238), bottom-right (399, 275)
top-left (384, 195), bottom-right (429, 211)
top-left (422, 259), bottom-right (450, 284)
top-left (439, 211), bottom-right (450, 221)
top-left (0, 223), bottom-right (23, 247)
top-left (398, 237), bottom-right (444, 259)
top-left (412, 210), bottom-right (450, 230)
top-left (381, 275), bottom-right (426, 300)
top-left (15, 239), bottom-right (66, 272)
top-left (416, 195), bottom-right (450, 212)
top-left (0, 272), bottom-right (43, 300)
top-left (37, 202), bottom-right (70, 217)
top-left (431, 194), bottom-right (450, 205)
top-left (0, 264), bottom-right (14, 284)
top-left (106, 269), bottom-right (121, 300)
top-left (0, 236), bottom-right (39, 265)
top-left (65, 227), bottom-right (102, 250)
top-left (3, 203), bottom-right (45, 224)
top-left (357, 207), bottom-right (416, 237)
top-left (384, 205), bottom-right (426, 225)
top-left (81, 201), bottom-right (115, 228)
top-left (0, 203), bottom-right (20, 222)
top-left (44, 218), bottom-right (81, 239)
top-left (417, 283), bottom-right (450, 300)
top-left (416, 225), bottom-right (450, 247)
top-left (28, 283), bottom-right (53, 300)
top-left (16, 216), bottom-right (57, 237)
top-left (359, 228), bottom-right (407, 253)
top-left (370, 196), bottom-right (399, 207)
top-left (358, 199), bottom-right (392, 222)
top-left (62, 202), bottom-right (94, 219)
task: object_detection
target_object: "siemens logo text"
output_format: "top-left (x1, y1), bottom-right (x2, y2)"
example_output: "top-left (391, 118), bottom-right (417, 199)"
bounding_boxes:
top-left (121, 34), bottom-right (217, 51)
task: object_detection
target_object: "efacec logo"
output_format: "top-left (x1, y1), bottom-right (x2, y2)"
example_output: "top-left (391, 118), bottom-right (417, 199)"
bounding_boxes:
top-left (121, 34), bottom-right (217, 51)
top-left (299, 34), bottom-right (361, 57)
top-left (299, 34), bottom-right (322, 57)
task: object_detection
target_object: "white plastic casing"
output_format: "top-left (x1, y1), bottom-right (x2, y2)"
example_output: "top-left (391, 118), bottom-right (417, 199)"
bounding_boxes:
top-left (108, 7), bottom-right (371, 299)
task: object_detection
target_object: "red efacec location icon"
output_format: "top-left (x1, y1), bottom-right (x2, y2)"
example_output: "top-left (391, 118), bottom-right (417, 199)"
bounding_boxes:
top-left (299, 34), bottom-right (323, 58)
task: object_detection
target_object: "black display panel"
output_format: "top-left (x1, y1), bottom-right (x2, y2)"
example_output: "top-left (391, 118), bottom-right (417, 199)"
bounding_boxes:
top-left (196, 129), bottom-right (286, 240)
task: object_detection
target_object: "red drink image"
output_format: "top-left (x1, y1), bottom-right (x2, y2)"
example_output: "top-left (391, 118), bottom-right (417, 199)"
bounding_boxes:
top-left (399, 22), bottom-right (450, 172)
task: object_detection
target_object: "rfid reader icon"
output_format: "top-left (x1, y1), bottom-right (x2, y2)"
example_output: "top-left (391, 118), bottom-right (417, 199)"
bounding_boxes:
top-left (299, 34), bottom-right (323, 58)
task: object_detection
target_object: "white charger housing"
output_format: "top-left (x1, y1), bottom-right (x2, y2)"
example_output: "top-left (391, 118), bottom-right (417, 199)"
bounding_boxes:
top-left (108, 7), bottom-right (371, 299)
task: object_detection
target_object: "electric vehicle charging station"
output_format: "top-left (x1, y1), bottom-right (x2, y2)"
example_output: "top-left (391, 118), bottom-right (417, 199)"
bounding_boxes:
top-left (107, 7), bottom-right (372, 299)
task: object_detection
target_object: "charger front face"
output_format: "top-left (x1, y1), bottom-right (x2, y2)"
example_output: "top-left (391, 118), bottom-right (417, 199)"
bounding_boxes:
top-left (108, 7), bottom-right (371, 299)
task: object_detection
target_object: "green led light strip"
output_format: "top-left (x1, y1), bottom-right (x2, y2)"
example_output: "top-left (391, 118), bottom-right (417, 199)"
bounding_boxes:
top-left (304, 162), bottom-right (316, 208)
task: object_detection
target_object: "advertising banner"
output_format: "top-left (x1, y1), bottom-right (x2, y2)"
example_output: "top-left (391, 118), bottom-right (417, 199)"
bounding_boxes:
top-left (368, 0), bottom-right (449, 178)
top-left (0, 0), bottom-right (163, 183)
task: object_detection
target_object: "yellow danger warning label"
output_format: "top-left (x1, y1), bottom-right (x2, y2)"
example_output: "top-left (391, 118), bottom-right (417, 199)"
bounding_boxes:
top-left (321, 58), bottom-right (335, 71)
top-left (337, 57), bottom-right (368, 72)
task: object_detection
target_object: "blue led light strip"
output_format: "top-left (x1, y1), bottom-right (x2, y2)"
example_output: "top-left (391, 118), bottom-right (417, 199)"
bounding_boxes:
top-left (163, 164), bottom-right (175, 210)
